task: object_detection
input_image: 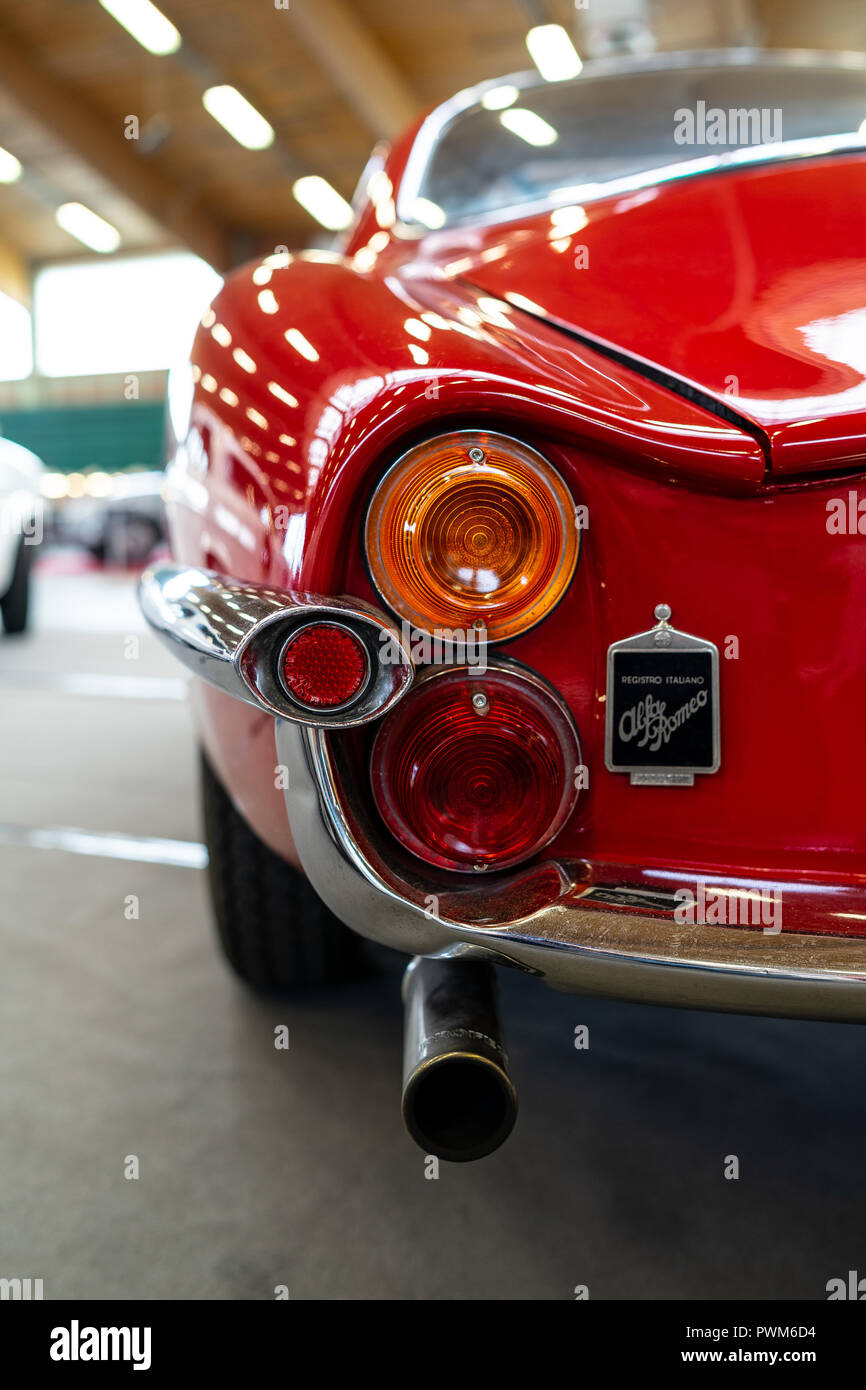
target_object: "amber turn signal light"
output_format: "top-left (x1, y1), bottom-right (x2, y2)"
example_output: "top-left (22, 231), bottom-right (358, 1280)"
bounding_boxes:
top-left (364, 432), bottom-right (579, 644)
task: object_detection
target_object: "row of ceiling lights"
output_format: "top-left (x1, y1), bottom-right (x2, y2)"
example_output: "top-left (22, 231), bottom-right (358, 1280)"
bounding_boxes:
top-left (0, 131), bottom-right (122, 250)
top-left (0, 0), bottom-right (360, 255)
top-left (0, 1), bottom-right (584, 255)
top-left (99, 0), bottom-right (359, 234)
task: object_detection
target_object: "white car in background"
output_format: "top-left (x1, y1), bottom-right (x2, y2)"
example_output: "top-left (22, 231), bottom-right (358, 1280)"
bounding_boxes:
top-left (0, 438), bottom-right (43, 634)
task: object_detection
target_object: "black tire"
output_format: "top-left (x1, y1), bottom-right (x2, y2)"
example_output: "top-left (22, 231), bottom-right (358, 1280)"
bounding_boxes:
top-left (1, 536), bottom-right (33, 634)
top-left (200, 749), bottom-right (366, 991)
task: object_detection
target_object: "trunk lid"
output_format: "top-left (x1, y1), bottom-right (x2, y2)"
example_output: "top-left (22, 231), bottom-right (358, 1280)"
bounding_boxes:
top-left (443, 153), bottom-right (866, 476)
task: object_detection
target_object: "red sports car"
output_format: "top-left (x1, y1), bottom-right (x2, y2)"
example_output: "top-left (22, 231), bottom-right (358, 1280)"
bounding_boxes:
top-left (141, 50), bottom-right (866, 1161)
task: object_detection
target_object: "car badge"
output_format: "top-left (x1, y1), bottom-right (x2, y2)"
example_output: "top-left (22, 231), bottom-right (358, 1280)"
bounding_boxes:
top-left (605, 604), bottom-right (720, 786)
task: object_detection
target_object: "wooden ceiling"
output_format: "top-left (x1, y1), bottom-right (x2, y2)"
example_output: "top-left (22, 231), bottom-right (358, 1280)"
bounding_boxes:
top-left (0, 0), bottom-right (863, 291)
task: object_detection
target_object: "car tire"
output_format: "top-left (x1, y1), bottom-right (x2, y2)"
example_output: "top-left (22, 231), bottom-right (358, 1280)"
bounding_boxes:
top-left (200, 749), bottom-right (366, 991)
top-left (1, 536), bottom-right (33, 634)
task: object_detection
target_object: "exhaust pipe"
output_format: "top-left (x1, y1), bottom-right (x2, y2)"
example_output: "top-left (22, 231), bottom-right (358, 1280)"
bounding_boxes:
top-left (401, 956), bottom-right (517, 1162)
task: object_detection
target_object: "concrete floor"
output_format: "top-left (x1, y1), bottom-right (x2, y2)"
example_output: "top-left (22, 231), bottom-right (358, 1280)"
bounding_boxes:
top-left (0, 563), bottom-right (863, 1300)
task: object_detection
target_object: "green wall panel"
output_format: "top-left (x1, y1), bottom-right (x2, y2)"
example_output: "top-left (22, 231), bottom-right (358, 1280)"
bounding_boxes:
top-left (0, 401), bottom-right (167, 473)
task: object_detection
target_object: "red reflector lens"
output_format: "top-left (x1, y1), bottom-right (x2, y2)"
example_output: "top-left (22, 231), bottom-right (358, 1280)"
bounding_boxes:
top-left (370, 667), bottom-right (580, 873)
top-left (280, 624), bottom-right (369, 709)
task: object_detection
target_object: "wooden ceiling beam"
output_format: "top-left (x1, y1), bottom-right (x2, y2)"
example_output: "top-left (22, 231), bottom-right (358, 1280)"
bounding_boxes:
top-left (0, 238), bottom-right (30, 305)
top-left (289, 0), bottom-right (418, 140)
top-left (0, 24), bottom-right (235, 270)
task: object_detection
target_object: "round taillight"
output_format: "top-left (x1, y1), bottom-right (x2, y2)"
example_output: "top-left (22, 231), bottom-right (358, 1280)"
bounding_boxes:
top-left (279, 623), bottom-right (370, 710)
top-left (364, 432), bottom-right (579, 644)
top-left (370, 666), bottom-right (580, 873)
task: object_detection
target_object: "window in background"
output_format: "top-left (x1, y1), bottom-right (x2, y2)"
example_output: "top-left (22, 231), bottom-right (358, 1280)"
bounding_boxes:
top-left (0, 290), bottom-right (33, 380)
top-left (34, 251), bottom-right (223, 377)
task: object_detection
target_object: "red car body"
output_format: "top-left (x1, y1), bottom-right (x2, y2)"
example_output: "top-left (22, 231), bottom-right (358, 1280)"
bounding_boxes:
top-left (153, 52), bottom-right (866, 1038)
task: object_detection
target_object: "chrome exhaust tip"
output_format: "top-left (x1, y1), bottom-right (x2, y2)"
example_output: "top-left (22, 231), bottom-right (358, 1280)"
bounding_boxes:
top-left (401, 957), bottom-right (517, 1162)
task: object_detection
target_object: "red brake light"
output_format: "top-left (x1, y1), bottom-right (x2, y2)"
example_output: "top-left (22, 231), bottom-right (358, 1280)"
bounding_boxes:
top-left (279, 623), bottom-right (370, 710)
top-left (370, 666), bottom-right (580, 873)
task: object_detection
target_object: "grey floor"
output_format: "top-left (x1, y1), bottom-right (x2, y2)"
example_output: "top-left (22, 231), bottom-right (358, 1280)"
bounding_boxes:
top-left (0, 564), bottom-right (863, 1300)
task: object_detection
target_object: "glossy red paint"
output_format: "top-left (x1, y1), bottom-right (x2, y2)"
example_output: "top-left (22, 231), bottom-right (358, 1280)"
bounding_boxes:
top-left (438, 154), bottom-right (866, 475)
top-left (164, 142), bottom-right (866, 936)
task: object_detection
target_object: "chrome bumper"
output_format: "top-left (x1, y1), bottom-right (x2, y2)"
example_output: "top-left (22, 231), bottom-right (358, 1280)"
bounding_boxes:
top-left (139, 564), bottom-right (866, 1022)
top-left (276, 721), bottom-right (866, 1022)
top-left (138, 564), bottom-right (413, 726)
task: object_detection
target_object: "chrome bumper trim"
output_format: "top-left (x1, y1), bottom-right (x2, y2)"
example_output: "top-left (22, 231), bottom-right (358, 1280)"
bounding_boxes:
top-left (276, 721), bottom-right (866, 1022)
top-left (138, 563), bottom-right (413, 727)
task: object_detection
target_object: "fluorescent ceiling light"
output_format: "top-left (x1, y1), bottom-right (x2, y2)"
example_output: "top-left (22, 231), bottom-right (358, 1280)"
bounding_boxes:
top-left (411, 197), bottom-right (446, 229)
top-left (499, 109), bottom-right (558, 147)
top-left (98, 0), bottom-right (181, 56)
top-left (526, 24), bottom-right (582, 82)
top-left (550, 204), bottom-right (588, 234)
top-left (202, 86), bottom-right (274, 150)
top-left (482, 85), bottom-right (519, 111)
top-left (284, 327), bottom-right (319, 362)
top-left (404, 318), bottom-right (431, 341)
top-left (0, 145), bottom-right (22, 182)
top-left (269, 382), bottom-right (299, 408)
top-left (232, 347), bottom-right (257, 373)
top-left (504, 291), bottom-right (547, 316)
top-left (292, 175), bottom-right (353, 230)
top-left (55, 203), bottom-right (121, 253)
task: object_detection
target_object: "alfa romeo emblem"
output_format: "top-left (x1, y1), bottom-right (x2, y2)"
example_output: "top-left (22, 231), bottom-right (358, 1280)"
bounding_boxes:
top-left (605, 604), bottom-right (721, 786)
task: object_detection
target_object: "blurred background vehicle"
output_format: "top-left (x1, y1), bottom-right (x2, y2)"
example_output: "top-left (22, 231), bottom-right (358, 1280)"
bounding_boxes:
top-left (0, 435), bottom-right (42, 632)
top-left (49, 467), bottom-right (165, 566)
